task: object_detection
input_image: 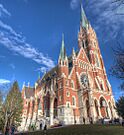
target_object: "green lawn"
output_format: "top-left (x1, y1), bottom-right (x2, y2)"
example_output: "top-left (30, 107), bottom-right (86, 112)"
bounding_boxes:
top-left (17, 125), bottom-right (124, 135)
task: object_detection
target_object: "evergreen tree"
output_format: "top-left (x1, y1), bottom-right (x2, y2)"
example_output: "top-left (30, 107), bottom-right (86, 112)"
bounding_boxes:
top-left (116, 96), bottom-right (124, 119)
top-left (0, 90), bottom-right (2, 106)
top-left (0, 81), bottom-right (23, 133)
top-left (0, 91), bottom-right (3, 131)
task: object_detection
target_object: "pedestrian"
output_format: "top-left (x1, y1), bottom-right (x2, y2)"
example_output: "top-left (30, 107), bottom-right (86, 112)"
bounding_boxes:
top-left (44, 124), bottom-right (47, 131)
top-left (83, 117), bottom-right (85, 125)
top-left (90, 117), bottom-right (93, 124)
top-left (10, 124), bottom-right (15, 135)
top-left (74, 120), bottom-right (77, 124)
top-left (122, 119), bottom-right (124, 127)
top-left (40, 122), bottom-right (42, 130)
top-left (101, 118), bottom-right (104, 124)
top-left (5, 126), bottom-right (9, 135)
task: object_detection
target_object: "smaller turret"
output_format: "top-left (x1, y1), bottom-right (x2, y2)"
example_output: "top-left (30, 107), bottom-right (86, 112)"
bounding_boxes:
top-left (28, 82), bottom-right (30, 88)
top-left (72, 48), bottom-right (76, 59)
top-left (80, 3), bottom-right (89, 30)
top-left (78, 3), bottom-right (89, 49)
top-left (58, 34), bottom-right (68, 77)
top-left (22, 82), bottom-right (25, 89)
top-left (58, 34), bottom-right (68, 66)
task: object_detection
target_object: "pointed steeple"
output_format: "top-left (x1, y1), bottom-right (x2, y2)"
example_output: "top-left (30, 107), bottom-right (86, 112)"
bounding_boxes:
top-left (80, 2), bottom-right (88, 29)
top-left (28, 82), bottom-right (30, 88)
top-left (59, 34), bottom-right (66, 61)
top-left (72, 48), bottom-right (76, 57)
top-left (22, 82), bottom-right (25, 89)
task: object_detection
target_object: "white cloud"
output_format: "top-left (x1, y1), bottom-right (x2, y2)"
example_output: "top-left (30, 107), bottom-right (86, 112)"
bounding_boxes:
top-left (40, 67), bottom-right (47, 73)
top-left (0, 4), bottom-right (11, 17)
top-left (36, 67), bottom-right (47, 73)
top-left (0, 20), bottom-right (22, 38)
top-left (0, 4), bottom-right (55, 71)
top-left (0, 79), bottom-right (11, 85)
top-left (87, 0), bottom-right (124, 41)
top-left (70, 0), bottom-right (80, 10)
top-left (10, 64), bottom-right (15, 70)
top-left (0, 32), bottom-right (55, 68)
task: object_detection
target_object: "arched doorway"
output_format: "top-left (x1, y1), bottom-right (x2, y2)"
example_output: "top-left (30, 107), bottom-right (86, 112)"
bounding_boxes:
top-left (27, 102), bottom-right (30, 116)
top-left (99, 97), bottom-right (109, 118)
top-left (109, 102), bottom-right (113, 119)
top-left (31, 101), bottom-right (35, 119)
top-left (94, 99), bottom-right (99, 118)
top-left (43, 92), bottom-right (50, 117)
top-left (54, 98), bottom-right (58, 118)
top-left (86, 100), bottom-right (90, 118)
top-left (38, 98), bottom-right (42, 110)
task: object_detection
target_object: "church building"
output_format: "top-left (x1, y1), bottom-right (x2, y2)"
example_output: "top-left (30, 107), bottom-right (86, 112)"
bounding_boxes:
top-left (20, 3), bottom-right (117, 131)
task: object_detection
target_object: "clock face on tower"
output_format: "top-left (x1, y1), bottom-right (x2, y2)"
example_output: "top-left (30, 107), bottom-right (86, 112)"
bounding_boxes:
top-left (80, 74), bottom-right (89, 88)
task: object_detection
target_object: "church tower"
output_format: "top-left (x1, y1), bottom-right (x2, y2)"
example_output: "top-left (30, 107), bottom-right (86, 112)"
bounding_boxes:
top-left (58, 34), bottom-right (69, 77)
top-left (77, 3), bottom-right (117, 121)
top-left (78, 3), bottom-right (111, 93)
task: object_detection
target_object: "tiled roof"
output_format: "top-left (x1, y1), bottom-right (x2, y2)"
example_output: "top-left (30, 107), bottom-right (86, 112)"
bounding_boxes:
top-left (36, 51), bottom-right (79, 84)
top-left (36, 66), bottom-right (58, 85)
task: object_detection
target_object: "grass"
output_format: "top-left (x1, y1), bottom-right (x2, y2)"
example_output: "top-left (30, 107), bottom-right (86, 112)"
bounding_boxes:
top-left (16, 124), bottom-right (124, 135)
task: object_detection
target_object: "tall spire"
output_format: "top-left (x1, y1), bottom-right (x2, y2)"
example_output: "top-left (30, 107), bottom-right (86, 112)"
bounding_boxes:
top-left (80, 2), bottom-right (88, 29)
top-left (59, 34), bottom-right (66, 61)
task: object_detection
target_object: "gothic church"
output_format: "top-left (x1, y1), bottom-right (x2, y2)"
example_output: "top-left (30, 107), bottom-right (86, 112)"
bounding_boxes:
top-left (20, 3), bottom-right (117, 131)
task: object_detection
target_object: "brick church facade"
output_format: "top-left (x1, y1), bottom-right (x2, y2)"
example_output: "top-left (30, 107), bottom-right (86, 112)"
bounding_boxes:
top-left (20, 4), bottom-right (117, 131)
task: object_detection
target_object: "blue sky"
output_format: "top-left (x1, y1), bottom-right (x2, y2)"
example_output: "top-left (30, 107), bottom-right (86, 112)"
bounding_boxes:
top-left (0, 0), bottom-right (124, 100)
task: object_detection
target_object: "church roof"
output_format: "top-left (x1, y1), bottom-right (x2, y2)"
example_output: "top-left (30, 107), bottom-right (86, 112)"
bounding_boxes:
top-left (38, 50), bottom-right (79, 82)
top-left (24, 87), bottom-right (35, 98)
top-left (42, 66), bottom-right (58, 80)
top-left (36, 66), bottom-right (58, 85)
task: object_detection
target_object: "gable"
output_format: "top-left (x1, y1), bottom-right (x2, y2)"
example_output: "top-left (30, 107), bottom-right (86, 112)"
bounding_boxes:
top-left (77, 47), bottom-right (90, 63)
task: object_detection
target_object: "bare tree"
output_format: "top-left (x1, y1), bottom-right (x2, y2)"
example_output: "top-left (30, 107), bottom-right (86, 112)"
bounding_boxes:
top-left (116, 96), bottom-right (124, 118)
top-left (112, 0), bottom-right (124, 4)
top-left (110, 45), bottom-right (124, 90)
top-left (112, 0), bottom-right (124, 12)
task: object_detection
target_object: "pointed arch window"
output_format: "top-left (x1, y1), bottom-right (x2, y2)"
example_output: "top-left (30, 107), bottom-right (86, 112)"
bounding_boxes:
top-left (59, 82), bottom-right (62, 89)
top-left (95, 77), bottom-right (105, 91)
top-left (72, 96), bottom-right (76, 106)
top-left (71, 80), bottom-right (74, 88)
top-left (66, 80), bottom-right (69, 86)
top-left (99, 79), bottom-right (105, 91)
top-left (27, 102), bottom-right (30, 115)
top-left (66, 91), bottom-right (70, 97)
top-left (38, 99), bottom-right (42, 110)
top-left (66, 102), bottom-right (71, 108)
top-left (95, 54), bottom-right (100, 67)
top-left (82, 40), bottom-right (86, 48)
top-left (99, 78), bottom-right (104, 91)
